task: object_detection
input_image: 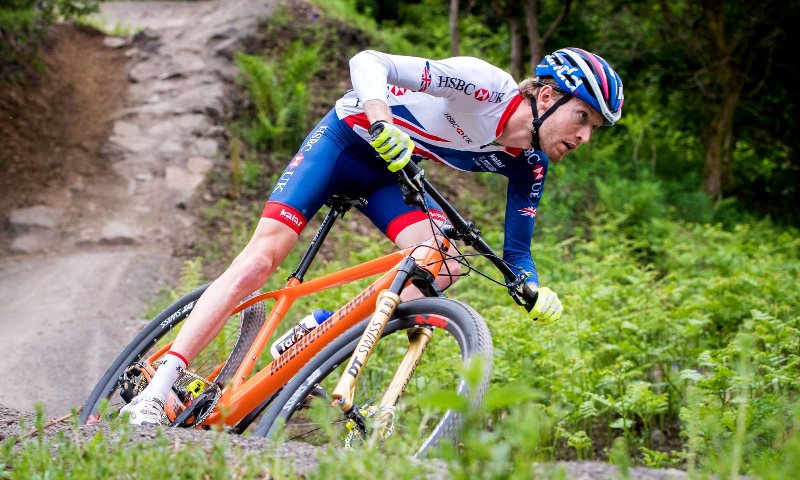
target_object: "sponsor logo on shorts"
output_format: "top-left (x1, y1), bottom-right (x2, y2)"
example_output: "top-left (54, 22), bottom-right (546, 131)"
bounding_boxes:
top-left (431, 210), bottom-right (447, 223)
top-left (273, 171), bottom-right (294, 193)
top-left (301, 126), bottom-right (328, 152)
top-left (280, 208), bottom-right (304, 229)
top-left (289, 153), bottom-right (304, 169)
top-left (519, 207), bottom-right (537, 218)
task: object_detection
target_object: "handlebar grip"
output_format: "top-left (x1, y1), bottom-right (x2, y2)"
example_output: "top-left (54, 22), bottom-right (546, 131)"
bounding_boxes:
top-left (521, 283), bottom-right (539, 310)
top-left (368, 120), bottom-right (385, 139)
top-left (402, 158), bottom-right (422, 178)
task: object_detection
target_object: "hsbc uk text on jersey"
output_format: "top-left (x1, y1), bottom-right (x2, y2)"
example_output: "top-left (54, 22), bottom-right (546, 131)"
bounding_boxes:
top-left (436, 76), bottom-right (505, 103)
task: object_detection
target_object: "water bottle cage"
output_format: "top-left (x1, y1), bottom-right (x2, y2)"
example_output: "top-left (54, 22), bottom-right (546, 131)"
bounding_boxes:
top-left (292, 322), bottom-right (315, 341)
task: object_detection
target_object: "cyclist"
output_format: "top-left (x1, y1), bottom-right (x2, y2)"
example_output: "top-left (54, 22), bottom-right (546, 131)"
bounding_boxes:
top-left (121, 47), bottom-right (624, 425)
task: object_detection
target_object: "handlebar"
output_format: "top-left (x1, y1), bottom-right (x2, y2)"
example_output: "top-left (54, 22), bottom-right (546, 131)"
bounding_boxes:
top-left (367, 122), bottom-right (539, 310)
top-left (401, 154), bottom-right (539, 311)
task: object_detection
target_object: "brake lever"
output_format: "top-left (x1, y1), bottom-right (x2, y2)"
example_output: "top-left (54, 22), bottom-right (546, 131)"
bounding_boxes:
top-left (506, 276), bottom-right (537, 312)
top-left (398, 163), bottom-right (428, 211)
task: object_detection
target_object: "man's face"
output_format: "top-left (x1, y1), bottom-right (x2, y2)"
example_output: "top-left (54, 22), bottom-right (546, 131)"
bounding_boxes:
top-left (538, 96), bottom-right (604, 163)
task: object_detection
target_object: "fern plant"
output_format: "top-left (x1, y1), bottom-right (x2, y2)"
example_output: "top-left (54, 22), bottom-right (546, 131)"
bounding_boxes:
top-left (234, 41), bottom-right (323, 155)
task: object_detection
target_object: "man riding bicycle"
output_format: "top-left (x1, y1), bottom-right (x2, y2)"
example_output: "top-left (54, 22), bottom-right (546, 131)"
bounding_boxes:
top-left (121, 47), bottom-right (624, 425)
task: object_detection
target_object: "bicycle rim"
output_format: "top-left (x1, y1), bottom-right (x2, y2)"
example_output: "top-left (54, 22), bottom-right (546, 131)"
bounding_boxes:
top-left (79, 285), bottom-right (266, 425)
top-left (254, 298), bottom-right (492, 457)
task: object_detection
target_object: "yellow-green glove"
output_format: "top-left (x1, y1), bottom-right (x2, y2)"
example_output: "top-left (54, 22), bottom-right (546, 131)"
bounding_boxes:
top-left (530, 286), bottom-right (562, 325)
top-left (369, 121), bottom-right (414, 172)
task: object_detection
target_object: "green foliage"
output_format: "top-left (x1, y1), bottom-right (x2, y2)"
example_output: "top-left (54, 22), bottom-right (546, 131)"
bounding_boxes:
top-left (0, 0), bottom-right (102, 80)
top-left (234, 41), bottom-right (322, 155)
top-left (0, 412), bottom-right (298, 479)
top-left (74, 14), bottom-right (135, 37)
top-left (118, 1), bottom-right (800, 477)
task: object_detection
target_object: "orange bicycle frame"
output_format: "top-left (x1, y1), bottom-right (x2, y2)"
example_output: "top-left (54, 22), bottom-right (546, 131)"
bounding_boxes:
top-left (178, 234), bottom-right (452, 428)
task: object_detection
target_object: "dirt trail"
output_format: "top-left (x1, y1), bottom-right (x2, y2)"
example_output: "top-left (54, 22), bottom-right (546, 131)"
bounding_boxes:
top-left (0, 0), bottom-right (274, 416)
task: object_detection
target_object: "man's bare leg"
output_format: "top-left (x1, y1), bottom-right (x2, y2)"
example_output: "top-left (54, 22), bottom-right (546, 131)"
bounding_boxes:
top-left (171, 219), bottom-right (298, 359)
top-left (121, 218), bottom-right (298, 425)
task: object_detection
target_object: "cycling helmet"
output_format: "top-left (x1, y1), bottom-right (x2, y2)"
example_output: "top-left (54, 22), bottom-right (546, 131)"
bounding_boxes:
top-left (535, 47), bottom-right (624, 125)
top-left (527, 47), bottom-right (624, 151)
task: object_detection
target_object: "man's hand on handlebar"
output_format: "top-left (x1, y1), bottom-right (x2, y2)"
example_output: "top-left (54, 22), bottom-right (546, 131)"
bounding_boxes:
top-left (369, 121), bottom-right (414, 172)
top-left (528, 286), bottom-right (562, 325)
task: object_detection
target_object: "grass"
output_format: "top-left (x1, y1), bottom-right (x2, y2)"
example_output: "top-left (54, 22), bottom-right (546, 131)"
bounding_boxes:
top-left (74, 14), bottom-right (138, 37)
top-left (0, 405), bottom-right (302, 479)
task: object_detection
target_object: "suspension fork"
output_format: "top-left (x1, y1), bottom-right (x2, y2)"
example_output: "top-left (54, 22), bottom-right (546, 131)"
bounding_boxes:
top-left (331, 257), bottom-right (421, 412)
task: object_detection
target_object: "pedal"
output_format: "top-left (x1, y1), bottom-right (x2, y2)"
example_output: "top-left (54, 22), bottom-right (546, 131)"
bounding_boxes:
top-left (118, 365), bottom-right (142, 403)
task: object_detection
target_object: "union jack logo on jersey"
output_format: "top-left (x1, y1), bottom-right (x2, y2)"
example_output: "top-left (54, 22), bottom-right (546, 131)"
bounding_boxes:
top-left (519, 207), bottom-right (537, 218)
top-left (419, 61), bottom-right (431, 92)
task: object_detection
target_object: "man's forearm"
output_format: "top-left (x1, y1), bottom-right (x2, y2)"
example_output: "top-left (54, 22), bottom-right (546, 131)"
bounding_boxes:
top-left (363, 99), bottom-right (393, 125)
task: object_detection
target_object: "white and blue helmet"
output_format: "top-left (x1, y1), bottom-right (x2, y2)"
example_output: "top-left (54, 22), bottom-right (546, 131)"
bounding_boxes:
top-left (536, 47), bottom-right (624, 125)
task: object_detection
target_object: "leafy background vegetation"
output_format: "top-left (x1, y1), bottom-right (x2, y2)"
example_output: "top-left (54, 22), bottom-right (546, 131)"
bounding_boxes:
top-left (3, 0), bottom-right (799, 478)
top-left (196, 0), bottom-right (800, 476)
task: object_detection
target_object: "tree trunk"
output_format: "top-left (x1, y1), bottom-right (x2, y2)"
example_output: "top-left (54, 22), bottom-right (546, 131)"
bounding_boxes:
top-left (523, 0), bottom-right (542, 70)
top-left (703, 82), bottom-right (740, 199)
top-left (701, 0), bottom-right (742, 198)
top-left (449, 0), bottom-right (460, 56)
top-left (523, 0), bottom-right (572, 75)
top-left (509, 17), bottom-right (524, 79)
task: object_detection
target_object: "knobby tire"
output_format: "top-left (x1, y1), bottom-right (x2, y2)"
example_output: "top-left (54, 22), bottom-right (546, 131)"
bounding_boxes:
top-left (253, 297), bottom-right (492, 457)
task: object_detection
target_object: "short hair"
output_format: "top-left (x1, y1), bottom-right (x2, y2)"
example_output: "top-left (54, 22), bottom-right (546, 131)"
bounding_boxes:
top-left (518, 76), bottom-right (566, 102)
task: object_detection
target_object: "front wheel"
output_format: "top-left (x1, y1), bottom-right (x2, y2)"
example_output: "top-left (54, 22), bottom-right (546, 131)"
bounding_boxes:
top-left (253, 298), bottom-right (493, 457)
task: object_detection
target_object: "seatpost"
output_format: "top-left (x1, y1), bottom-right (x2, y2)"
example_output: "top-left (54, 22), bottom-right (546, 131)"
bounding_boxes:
top-left (289, 197), bottom-right (359, 282)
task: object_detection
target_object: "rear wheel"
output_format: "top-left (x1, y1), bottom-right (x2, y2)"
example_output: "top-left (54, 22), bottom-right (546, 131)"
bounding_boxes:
top-left (79, 285), bottom-right (266, 426)
top-left (253, 298), bottom-right (492, 457)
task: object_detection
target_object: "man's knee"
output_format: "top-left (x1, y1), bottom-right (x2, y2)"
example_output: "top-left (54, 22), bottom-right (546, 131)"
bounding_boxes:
top-left (438, 252), bottom-right (462, 290)
top-left (226, 253), bottom-right (273, 295)
top-left (227, 219), bottom-right (298, 296)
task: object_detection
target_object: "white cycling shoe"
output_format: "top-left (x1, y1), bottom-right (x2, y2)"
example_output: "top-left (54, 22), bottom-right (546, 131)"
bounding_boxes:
top-left (120, 396), bottom-right (166, 426)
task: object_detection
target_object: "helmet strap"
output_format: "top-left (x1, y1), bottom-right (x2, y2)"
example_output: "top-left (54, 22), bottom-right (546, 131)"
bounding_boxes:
top-left (530, 94), bottom-right (571, 151)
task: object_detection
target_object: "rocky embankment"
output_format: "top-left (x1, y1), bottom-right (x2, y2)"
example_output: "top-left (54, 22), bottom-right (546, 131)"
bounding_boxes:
top-left (0, 0), bottom-right (274, 416)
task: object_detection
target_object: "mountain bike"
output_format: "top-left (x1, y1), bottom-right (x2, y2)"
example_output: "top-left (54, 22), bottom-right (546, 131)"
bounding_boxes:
top-left (79, 155), bottom-right (541, 456)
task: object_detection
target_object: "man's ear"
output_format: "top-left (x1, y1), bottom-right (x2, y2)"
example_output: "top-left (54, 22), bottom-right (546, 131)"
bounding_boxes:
top-left (536, 85), bottom-right (555, 113)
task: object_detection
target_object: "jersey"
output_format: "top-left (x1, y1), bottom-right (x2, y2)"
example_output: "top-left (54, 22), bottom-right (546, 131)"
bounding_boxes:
top-left (339, 51), bottom-right (550, 285)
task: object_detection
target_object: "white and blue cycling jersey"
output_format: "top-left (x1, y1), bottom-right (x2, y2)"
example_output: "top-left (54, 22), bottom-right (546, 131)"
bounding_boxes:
top-left (263, 51), bottom-right (549, 285)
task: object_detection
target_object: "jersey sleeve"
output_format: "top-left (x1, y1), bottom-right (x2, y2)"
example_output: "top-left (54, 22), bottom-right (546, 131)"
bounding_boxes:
top-left (501, 154), bottom-right (548, 287)
top-left (502, 181), bottom-right (540, 286)
top-left (349, 50), bottom-right (516, 108)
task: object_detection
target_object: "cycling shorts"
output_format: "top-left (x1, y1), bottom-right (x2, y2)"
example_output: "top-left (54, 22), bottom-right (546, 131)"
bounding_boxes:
top-left (262, 108), bottom-right (445, 242)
